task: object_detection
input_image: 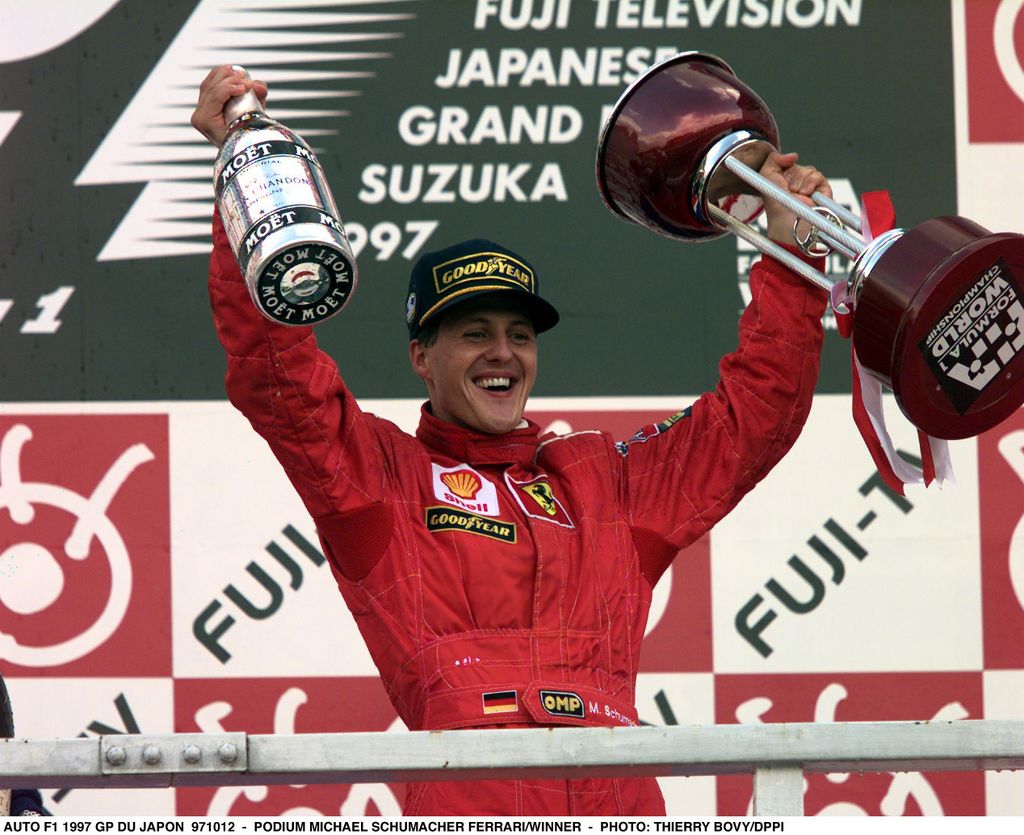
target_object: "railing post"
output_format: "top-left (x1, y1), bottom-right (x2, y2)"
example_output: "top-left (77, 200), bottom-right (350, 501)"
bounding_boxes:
top-left (752, 765), bottom-right (804, 816)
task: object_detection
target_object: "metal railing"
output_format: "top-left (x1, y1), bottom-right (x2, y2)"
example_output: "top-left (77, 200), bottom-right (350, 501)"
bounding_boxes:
top-left (2, 720), bottom-right (1023, 815)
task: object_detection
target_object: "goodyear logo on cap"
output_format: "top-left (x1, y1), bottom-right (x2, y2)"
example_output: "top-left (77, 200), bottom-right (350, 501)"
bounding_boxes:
top-left (539, 689), bottom-right (585, 719)
top-left (433, 252), bottom-right (534, 296)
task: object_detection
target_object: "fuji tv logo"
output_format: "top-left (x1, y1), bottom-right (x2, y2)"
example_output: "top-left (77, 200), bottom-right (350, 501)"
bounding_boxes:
top-left (965, 0), bottom-right (1024, 142)
top-left (193, 685), bottom-right (404, 815)
top-left (0, 423), bottom-right (153, 667)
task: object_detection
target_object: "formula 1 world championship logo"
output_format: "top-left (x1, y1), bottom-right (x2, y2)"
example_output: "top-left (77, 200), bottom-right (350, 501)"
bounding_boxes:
top-left (0, 416), bottom-right (171, 674)
top-left (75, 0), bottom-right (416, 262)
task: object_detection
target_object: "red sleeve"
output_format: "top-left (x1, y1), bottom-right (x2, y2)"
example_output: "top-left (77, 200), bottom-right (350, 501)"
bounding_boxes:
top-left (620, 249), bottom-right (828, 583)
top-left (207, 210), bottom-right (388, 522)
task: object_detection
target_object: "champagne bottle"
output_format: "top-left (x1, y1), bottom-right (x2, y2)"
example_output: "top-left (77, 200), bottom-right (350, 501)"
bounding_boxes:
top-left (214, 67), bottom-right (358, 325)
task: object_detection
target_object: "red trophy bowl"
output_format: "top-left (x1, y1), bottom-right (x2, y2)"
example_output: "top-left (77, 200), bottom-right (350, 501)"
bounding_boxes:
top-left (597, 52), bottom-right (1024, 441)
top-left (597, 52), bottom-right (780, 240)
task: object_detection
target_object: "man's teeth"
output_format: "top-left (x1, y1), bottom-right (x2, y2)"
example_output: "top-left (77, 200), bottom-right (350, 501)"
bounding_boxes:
top-left (476, 377), bottom-right (511, 390)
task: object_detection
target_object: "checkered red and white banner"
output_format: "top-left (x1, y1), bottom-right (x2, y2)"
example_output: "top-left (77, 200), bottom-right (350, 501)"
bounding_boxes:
top-left (0, 392), bottom-right (1021, 816)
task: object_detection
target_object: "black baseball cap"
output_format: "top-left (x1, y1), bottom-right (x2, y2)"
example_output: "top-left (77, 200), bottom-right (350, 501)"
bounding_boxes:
top-left (406, 238), bottom-right (560, 340)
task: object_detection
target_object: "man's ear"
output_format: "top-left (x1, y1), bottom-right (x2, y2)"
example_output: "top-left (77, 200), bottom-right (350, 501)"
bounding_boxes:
top-left (409, 339), bottom-right (430, 382)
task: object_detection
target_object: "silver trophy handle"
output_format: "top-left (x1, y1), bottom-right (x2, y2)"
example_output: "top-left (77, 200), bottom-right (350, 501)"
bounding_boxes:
top-left (813, 191), bottom-right (863, 230)
top-left (708, 204), bottom-right (835, 292)
top-left (722, 157), bottom-right (864, 260)
top-left (711, 156), bottom-right (902, 301)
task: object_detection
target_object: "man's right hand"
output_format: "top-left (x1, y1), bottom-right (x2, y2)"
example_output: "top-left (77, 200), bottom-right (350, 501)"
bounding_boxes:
top-left (758, 151), bottom-right (832, 245)
top-left (190, 65), bottom-right (269, 147)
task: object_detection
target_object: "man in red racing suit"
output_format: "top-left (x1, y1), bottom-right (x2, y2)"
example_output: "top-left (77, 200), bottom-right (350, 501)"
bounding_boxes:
top-left (196, 65), bottom-right (829, 815)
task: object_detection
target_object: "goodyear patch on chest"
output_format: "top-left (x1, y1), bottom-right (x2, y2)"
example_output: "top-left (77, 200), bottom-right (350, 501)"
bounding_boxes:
top-left (425, 506), bottom-right (517, 543)
top-left (539, 689), bottom-right (585, 719)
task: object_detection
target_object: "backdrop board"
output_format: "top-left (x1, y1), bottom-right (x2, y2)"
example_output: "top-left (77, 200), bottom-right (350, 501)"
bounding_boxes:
top-left (0, 0), bottom-right (1023, 817)
top-left (0, 0), bottom-right (958, 399)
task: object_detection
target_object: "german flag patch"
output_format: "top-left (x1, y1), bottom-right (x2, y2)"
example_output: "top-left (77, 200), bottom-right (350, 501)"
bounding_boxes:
top-left (482, 690), bottom-right (519, 715)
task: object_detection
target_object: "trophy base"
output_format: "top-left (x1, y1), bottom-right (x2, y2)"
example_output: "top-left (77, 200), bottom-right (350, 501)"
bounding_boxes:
top-left (251, 239), bottom-right (357, 326)
top-left (854, 217), bottom-right (1024, 440)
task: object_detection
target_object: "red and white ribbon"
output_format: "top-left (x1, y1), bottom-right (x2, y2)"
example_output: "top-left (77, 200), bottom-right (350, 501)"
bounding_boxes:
top-left (830, 191), bottom-right (954, 495)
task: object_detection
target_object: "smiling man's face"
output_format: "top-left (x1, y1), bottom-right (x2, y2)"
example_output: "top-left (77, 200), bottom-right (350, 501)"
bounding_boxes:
top-left (409, 297), bottom-right (538, 435)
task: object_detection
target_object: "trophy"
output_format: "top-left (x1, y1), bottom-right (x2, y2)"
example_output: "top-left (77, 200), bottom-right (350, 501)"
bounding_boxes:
top-left (597, 52), bottom-right (1024, 441)
top-left (214, 67), bottom-right (357, 326)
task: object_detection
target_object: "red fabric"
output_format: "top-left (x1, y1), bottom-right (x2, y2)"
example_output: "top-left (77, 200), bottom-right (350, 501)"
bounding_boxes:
top-left (208, 211), bottom-right (827, 815)
top-left (850, 349), bottom-right (906, 495)
top-left (918, 429), bottom-right (937, 484)
top-left (848, 191), bottom-right (901, 494)
top-left (845, 190), bottom-right (937, 494)
top-left (860, 190), bottom-right (896, 239)
top-left (835, 305), bottom-right (853, 339)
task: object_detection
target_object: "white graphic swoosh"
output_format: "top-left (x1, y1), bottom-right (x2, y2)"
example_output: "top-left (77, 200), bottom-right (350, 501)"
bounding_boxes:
top-left (76, 0), bottom-right (419, 261)
top-left (0, 0), bottom-right (121, 63)
top-left (0, 112), bottom-right (20, 149)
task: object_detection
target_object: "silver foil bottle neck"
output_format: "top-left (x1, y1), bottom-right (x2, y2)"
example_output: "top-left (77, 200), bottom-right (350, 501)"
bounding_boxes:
top-left (223, 65), bottom-right (265, 133)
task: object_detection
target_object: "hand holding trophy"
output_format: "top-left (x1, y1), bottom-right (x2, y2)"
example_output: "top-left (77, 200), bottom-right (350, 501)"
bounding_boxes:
top-left (205, 66), bottom-right (358, 326)
top-left (597, 53), bottom-right (1024, 446)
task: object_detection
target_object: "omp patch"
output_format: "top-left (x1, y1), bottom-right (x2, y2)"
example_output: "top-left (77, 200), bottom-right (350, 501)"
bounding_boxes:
top-left (539, 689), bottom-right (585, 719)
top-left (425, 507), bottom-right (516, 543)
top-left (482, 690), bottom-right (519, 715)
